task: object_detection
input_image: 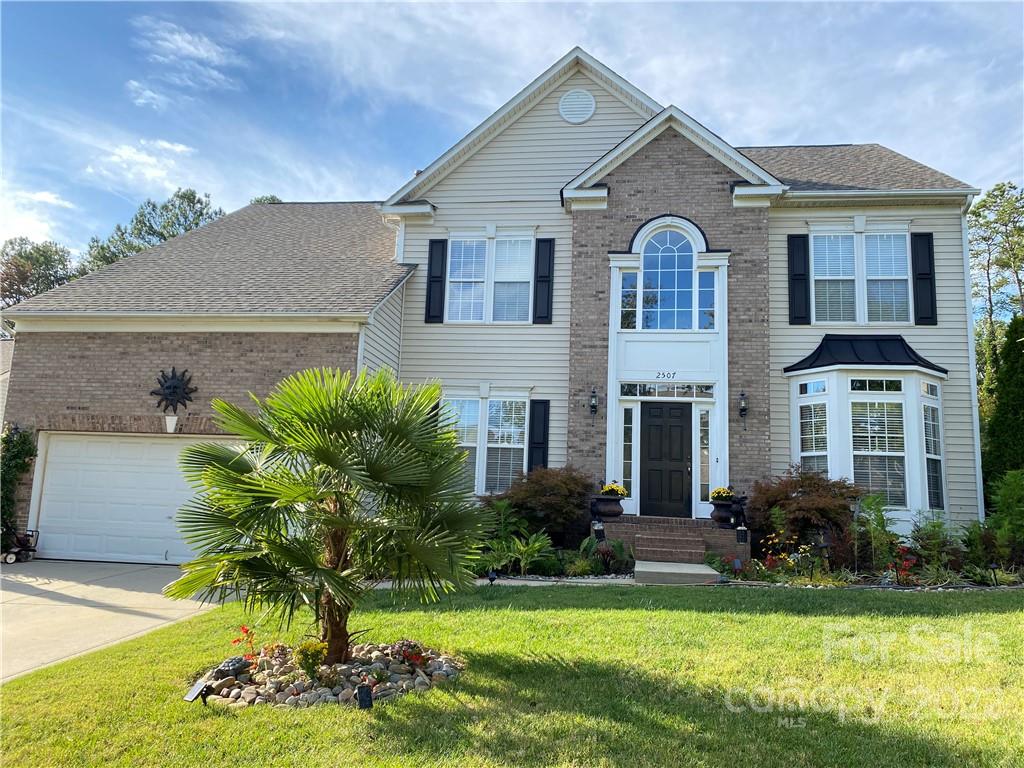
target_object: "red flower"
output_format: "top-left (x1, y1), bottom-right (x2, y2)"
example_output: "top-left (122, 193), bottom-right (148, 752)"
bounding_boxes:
top-left (239, 625), bottom-right (249, 634)
top-left (231, 638), bottom-right (241, 645)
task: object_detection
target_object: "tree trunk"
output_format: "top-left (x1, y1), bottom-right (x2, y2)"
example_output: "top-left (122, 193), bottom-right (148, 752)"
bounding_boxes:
top-left (322, 597), bottom-right (350, 664)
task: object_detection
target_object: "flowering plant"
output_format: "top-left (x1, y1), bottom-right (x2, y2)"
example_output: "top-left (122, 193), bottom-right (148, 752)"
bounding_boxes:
top-left (391, 639), bottom-right (426, 667)
top-left (230, 625), bottom-right (258, 661)
top-left (600, 481), bottom-right (628, 498)
top-left (710, 486), bottom-right (734, 502)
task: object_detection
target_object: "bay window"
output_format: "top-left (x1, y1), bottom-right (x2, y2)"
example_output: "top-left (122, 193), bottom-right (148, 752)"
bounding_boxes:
top-left (799, 402), bottom-right (829, 475)
top-left (922, 393), bottom-right (945, 511)
top-left (446, 236), bottom-right (533, 323)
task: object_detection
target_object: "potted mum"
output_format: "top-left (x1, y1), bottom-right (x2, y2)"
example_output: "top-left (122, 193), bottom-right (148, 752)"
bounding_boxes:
top-left (709, 486), bottom-right (736, 529)
top-left (591, 481), bottom-right (627, 518)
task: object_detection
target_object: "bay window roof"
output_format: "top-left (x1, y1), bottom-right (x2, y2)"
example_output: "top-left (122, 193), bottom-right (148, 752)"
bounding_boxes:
top-left (784, 334), bottom-right (947, 375)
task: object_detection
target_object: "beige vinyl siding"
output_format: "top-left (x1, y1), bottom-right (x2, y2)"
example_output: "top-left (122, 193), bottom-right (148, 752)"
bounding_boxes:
top-left (768, 205), bottom-right (980, 526)
top-left (360, 286), bottom-right (404, 374)
top-left (423, 72), bottom-right (648, 204)
top-left (398, 71), bottom-right (647, 471)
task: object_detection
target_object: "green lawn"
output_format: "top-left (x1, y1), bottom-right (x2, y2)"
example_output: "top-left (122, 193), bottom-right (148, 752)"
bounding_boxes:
top-left (2, 586), bottom-right (1023, 768)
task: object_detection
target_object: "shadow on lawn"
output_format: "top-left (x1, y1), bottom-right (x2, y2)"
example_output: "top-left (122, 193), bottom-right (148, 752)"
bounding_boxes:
top-left (364, 652), bottom-right (996, 768)
top-left (366, 584), bottom-right (1024, 619)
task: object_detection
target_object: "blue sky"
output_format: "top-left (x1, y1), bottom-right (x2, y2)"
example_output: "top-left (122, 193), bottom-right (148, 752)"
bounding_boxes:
top-left (3, 2), bottom-right (1022, 254)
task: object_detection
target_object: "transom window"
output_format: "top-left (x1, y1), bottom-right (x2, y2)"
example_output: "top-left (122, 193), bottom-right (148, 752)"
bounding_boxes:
top-left (811, 232), bottom-right (911, 324)
top-left (447, 237), bottom-right (533, 323)
top-left (799, 379), bottom-right (827, 396)
top-left (620, 229), bottom-right (715, 331)
top-left (851, 378), bottom-right (902, 392)
top-left (620, 382), bottom-right (714, 399)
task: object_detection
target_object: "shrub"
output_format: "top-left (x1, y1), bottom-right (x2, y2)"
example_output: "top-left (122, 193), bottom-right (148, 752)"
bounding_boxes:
top-left (501, 532), bottom-right (555, 576)
top-left (984, 315), bottom-right (1024, 483)
top-left (910, 511), bottom-right (963, 569)
top-left (528, 553), bottom-right (565, 577)
top-left (747, 466), bottom-right (859, 563)
top-left (855, 494), bottom-right (900, 573)
top-left (579, 536), bottom-right (632, 575)
top-left (989, 469), bottom-right (1024, 562)
top-left (564, 556), bottom-right (594, 577)
top-left (493, 466), bottom-right (594, 546)
top-left (293, 640), bottom-right (328, 680)
top-left (1, 427), bottom-right (36, 551)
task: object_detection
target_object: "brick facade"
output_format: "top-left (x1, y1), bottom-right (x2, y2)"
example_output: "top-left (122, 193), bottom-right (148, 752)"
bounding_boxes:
top-left (567, 129), bottom-right (772, 497)
top-left (4, 331), bottom-right (360, 526)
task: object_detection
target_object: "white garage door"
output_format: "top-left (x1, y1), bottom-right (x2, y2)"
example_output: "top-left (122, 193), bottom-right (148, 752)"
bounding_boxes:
top-left (35, 433), bottom-right (217, 565)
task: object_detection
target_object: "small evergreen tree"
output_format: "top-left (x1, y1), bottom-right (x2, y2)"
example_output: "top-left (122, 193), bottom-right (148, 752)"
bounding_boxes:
top-left (984, 315), bottom-right (1024, 482)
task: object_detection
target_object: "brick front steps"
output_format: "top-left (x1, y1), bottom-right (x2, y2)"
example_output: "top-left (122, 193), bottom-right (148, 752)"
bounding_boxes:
top-left (603, 515), bottom-right (750, 566)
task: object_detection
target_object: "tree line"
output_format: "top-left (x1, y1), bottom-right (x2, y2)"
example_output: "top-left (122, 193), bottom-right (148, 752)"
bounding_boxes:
top-left (970, 182), bottom-right (1024, 490)
top-left (1, 191), bottom-right (281, 308)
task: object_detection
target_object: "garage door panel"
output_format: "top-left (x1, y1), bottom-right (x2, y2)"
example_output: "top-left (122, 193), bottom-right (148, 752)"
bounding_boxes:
top-left (36, 433), bottom-right (219, 565)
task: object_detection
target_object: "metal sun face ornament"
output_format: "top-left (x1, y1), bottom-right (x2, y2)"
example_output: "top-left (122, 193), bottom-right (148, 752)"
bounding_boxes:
top-left (150, 367), bottom-right (198, 414)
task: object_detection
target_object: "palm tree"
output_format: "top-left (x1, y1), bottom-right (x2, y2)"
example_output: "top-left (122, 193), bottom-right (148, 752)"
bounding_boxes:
top-left (164, 368), bottom-right (491, 664)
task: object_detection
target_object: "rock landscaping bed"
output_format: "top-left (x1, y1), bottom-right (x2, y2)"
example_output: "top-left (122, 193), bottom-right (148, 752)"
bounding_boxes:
top-left (198, 640), bottom-right (462, 710)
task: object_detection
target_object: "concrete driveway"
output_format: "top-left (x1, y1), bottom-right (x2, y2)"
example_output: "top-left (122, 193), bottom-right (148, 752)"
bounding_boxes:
top-left (1, 560), bottom-right (210, 682)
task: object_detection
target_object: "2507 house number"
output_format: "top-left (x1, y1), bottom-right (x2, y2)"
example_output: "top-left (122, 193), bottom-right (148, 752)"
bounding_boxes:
top-left (655, 371), bottom-right (678, 380)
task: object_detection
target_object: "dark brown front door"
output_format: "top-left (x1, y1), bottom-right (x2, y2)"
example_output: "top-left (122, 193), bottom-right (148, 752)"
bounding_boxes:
top-left (640, 402), bottom-right (692, 517)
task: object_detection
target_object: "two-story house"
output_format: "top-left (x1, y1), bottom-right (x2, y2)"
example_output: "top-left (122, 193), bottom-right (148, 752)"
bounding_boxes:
top-left (4, 49), bottom-right (982, 569)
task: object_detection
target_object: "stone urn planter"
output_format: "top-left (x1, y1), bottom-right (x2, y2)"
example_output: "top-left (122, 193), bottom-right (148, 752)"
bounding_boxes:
top-left (590, 494), bottom-right (624, 519)
top-left (710, 500), bottom-right (735, 529)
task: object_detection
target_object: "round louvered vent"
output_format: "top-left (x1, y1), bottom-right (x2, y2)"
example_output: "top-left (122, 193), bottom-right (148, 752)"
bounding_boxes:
top-left (559, 89), bottom-right (596, 124)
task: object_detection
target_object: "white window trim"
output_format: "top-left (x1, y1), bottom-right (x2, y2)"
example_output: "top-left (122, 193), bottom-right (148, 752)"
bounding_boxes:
top-left (809, 230), bottom-right (914, 326)
top-left (849, 396), bottom-right (907, 508)
top-left (444, 230), bottom-right (535, 325)
top-left (442, 391), bottom-right (529, 495)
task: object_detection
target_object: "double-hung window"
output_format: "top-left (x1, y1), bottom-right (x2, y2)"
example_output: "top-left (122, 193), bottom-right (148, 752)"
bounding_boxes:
top-left (922, 383), bottom-right (945, 511)
top-left (811, 234), bottom-right (856, 322)
top-left (446, 236), bottom-right (533, 323)
top-left (811, 231), bottom-right (911, 324)
top-left (443, 396), bottom-right (527, 494)
top-left (799, 402), bottom-right (829, 475)
top-left (851, 399), bottom-right (906, 506)
top-left (865, 234), bottom-right (910, 322)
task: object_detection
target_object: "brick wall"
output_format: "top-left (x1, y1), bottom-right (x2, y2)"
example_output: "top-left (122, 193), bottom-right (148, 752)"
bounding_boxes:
top-left (4, 331), bottom-right (360, 526)
top-left (567, 129), bottom-right (772, 496)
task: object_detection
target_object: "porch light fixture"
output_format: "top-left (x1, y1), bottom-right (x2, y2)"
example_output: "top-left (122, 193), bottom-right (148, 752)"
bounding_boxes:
top-left (738, 391), bottom-right (749, 430)
top-left (589, 388), bottom-right (599, 416)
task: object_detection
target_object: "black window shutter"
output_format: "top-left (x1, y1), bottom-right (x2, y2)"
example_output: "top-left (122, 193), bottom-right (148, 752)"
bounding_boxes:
top-left (425, 239), bottom-right (447, 323)
top-left (787, 234), bottom-right (811, 325)
top-left (527, 400), bottom-right (550, 471)
top-left (911, 233), bottom-right (937, 326)
top-left (533, 238), bottom-right (554, 324)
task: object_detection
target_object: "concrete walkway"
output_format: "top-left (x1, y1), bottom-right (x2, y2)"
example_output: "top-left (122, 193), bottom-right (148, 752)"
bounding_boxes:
top-left (1, 560), bottom-right (210, 682)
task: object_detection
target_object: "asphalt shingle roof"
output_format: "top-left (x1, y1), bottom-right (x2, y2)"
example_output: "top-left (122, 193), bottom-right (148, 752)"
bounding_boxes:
top-left (738, 144), bottom-right (974, 192)
top-left (7, 202), bottom-right (408, 315)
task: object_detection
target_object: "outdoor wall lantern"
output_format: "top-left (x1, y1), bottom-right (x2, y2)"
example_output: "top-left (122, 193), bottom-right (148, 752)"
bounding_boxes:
top-left (738, 391), bottom-right (749, 430)
top-left (589, 388), bottom-right (599, 416)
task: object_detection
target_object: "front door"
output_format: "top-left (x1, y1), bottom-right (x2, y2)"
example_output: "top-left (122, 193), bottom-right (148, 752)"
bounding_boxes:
top-left (640, 402), bottom-right (692, 517)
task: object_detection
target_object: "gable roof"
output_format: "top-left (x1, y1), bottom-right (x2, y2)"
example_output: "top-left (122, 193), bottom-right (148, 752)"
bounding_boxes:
top-left (739, 144), bottom-right (974, 192)
top-left (383, 47), bottom-right (662, 206)
top-left (784, 334), bottom-right (947, 375)
top-left (565, 106), bottom-right (782, 193)
top-left (6, 203), bottom-right (409, 317)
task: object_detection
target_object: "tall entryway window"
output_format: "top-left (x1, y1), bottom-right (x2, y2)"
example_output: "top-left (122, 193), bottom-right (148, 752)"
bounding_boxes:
top-left (640, 402), bottom-right (692, 517)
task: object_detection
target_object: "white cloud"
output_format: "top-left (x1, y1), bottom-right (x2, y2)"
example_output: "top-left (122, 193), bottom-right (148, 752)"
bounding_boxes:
top-left (126, 80), bottom-right (171, 110)
top-left (84, 140), bottom-right (193, 195)
top-left (0, 181), bottom-right (76, 242)
top-left (130, 15), bottom-right (244, 97)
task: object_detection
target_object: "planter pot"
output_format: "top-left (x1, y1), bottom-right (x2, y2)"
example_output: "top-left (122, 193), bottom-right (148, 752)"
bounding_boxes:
top-left (710, 500), bottom-right (735, 529)
top-left (590, 494), bottom-right (624, 519)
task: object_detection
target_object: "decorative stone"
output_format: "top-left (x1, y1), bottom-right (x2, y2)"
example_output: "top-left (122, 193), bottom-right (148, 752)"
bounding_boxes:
top-left (211, 676), bottom-right (236, 693)
top-left (237, 673), bottom-right (251, 684)
top-left (415, 678), bottom-right (430, 690)
top-left (212, 657), bottom-right (251, 680)
top-left (275, 691), bottom-right (289, 704)
top-left (229, 688), bottom-right (242, 700)
top-left (285, 695), bottom-right (299, 706)
top-left (339, 689), bottom-right (354, 703)
top-left (229, 700), bottom-right (249, 710)
top-left (431, 672), bottom-right (448, 682)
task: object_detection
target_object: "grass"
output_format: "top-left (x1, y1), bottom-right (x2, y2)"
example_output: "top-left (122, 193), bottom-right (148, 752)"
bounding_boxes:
top-left (2, 585), bottom-right (1023, 768)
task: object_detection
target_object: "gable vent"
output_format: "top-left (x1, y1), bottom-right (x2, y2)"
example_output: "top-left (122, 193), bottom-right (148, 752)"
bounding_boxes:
top-left (559, 89), bottom-right (596, 124)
